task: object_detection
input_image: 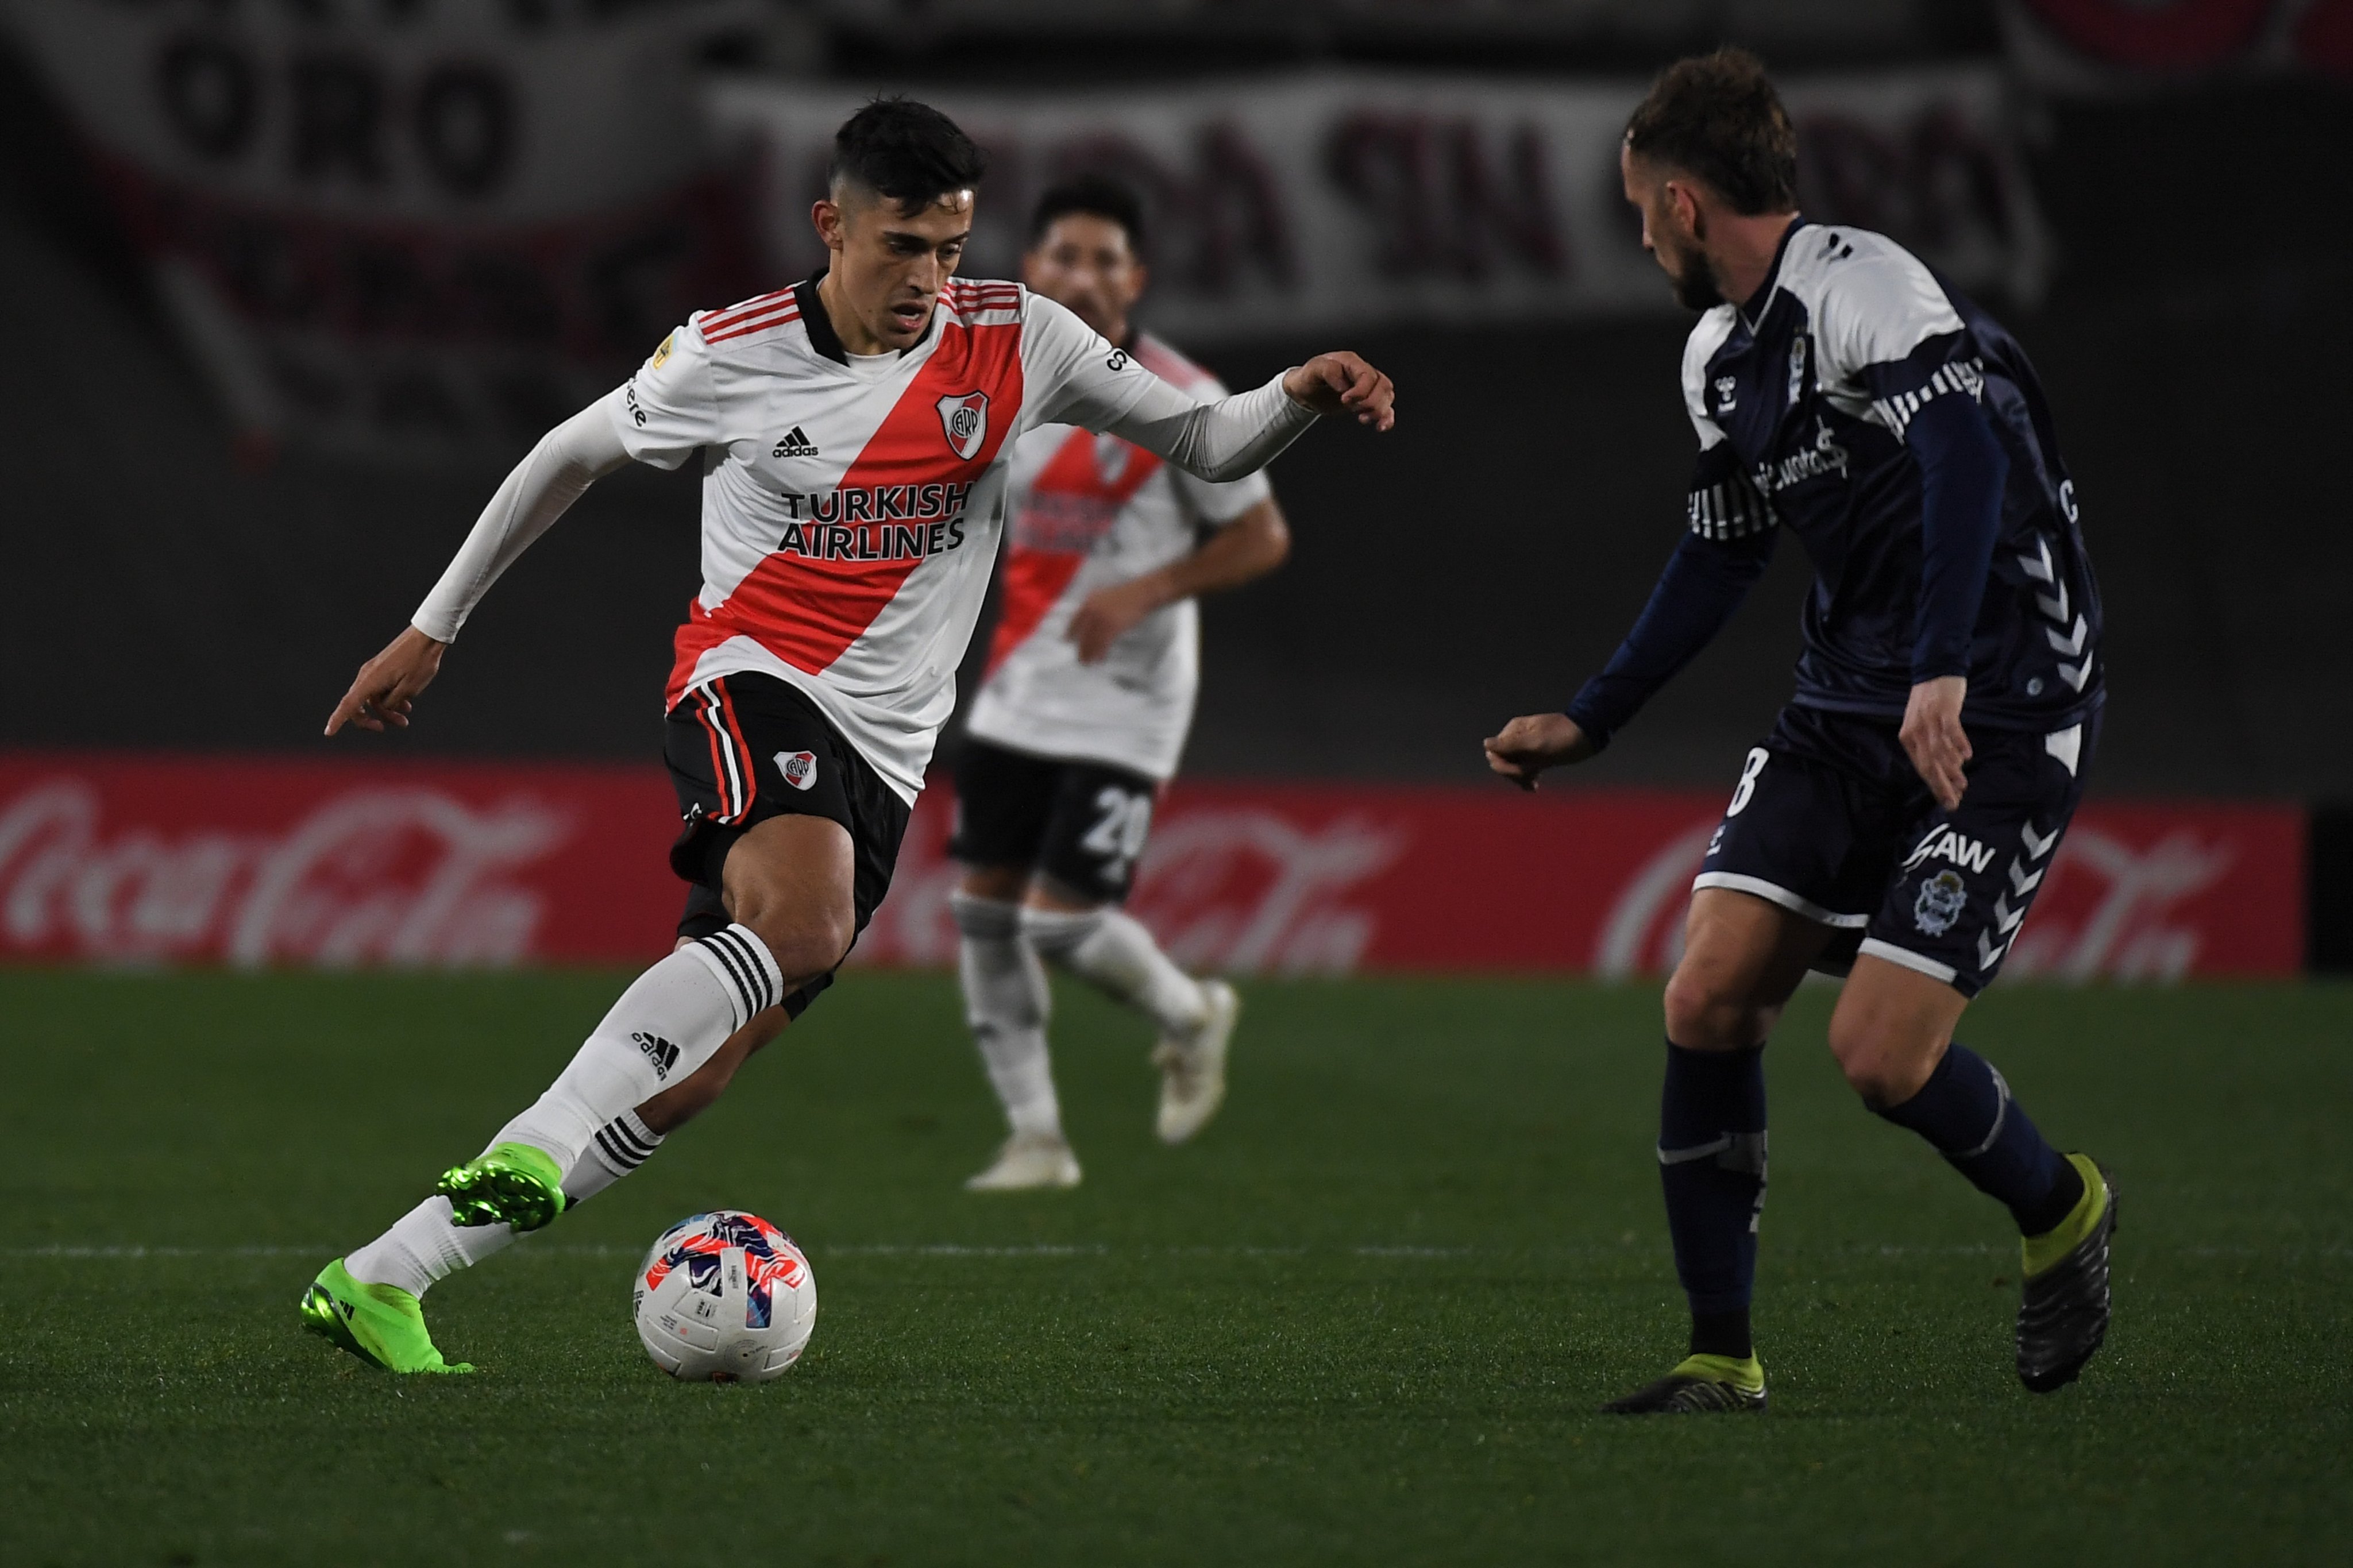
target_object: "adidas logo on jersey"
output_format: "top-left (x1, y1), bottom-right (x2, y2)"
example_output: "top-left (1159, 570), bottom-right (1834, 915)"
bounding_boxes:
top-left (633, 1030), bottom-right (681, 1080)
top-left (772, 426), bottom-right (820, 458)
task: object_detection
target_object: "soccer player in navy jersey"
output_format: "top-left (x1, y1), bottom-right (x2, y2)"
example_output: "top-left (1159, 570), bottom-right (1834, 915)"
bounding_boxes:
top-left (1484, 51), bottom-right (2115, 1412)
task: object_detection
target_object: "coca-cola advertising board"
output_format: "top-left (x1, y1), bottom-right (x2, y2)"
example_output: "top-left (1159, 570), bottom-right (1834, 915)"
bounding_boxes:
top-left (0, 753), bottom-right (2303, 980)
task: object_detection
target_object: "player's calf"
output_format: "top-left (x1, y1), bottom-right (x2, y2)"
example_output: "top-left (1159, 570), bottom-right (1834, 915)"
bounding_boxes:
top-left (1023, 903), bottom-right (1208, 1037)
top-left (638, 1003), bottom-right (794, 1134)
top-left (953, 888), bottom-right (1066, 1162)
top-left (1840, 964), bottom-right (2084, 1241)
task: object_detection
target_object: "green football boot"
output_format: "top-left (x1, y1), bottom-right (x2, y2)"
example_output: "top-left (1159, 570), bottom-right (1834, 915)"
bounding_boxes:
top-left (434, 1141), bottom-right (568, 1231)
top-left (298, 1259), bottom-right (473, 1374)
top-left (2017, 1153), bottom-right (2117, 1393)
top-left (1601, 1353), bottom-right (1767, 1415)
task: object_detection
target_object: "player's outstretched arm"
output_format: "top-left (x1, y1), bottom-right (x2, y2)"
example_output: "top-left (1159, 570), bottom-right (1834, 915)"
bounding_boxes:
top-left (1107, 353), bottom-right (1394, 484)
top-left (325, 403), bottom-right (632, 736)
top-left (1479, 527), bottom-right (1776, 786)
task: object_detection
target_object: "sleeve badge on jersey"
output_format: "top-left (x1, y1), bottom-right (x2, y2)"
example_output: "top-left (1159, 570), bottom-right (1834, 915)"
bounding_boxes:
top-left (651, 331), bottom-right (675, 370)
top-left (936, 392), bottom-right (990, 461)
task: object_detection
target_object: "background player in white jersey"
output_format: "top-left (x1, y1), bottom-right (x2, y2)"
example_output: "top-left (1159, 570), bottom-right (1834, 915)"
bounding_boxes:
top-left (298, 99), bottom-right (1395, 1376)
top-left (950, 177), bottom-right (1293, 1192)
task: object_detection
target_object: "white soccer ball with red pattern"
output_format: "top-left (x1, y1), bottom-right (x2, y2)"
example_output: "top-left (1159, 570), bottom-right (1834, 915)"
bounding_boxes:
top-left (632, 1211), bottom-right (816, 1382)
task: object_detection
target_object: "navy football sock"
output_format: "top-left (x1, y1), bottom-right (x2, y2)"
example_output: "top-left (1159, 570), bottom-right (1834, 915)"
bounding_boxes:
top-left (1874, 1043), bottom-right (2081, 1236)
top-left (1657, 1041), bottom-right (1768, 1360)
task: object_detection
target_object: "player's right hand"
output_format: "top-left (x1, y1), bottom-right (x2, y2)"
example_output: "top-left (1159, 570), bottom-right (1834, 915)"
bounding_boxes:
top-left (1283, 353), bottom-right (1396, 430)
top-left (1483, 712), bottom-right (1597, 792)
top-left (326, 625), bottom-right (448, 736)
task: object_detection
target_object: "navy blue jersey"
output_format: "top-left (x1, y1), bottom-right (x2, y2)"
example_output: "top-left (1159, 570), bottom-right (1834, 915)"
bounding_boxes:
top-left (1573, 219), bottom-right (2101, 744)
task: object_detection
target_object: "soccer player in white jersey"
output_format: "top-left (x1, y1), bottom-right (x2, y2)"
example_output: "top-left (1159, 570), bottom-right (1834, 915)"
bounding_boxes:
top-left (948, 177), bottom-right (1292, 1192)
top-left (299, 100), bottom-right (1395, 1375)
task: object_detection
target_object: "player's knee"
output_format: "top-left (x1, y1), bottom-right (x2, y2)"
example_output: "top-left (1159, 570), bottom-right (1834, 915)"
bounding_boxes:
top-left (958, 864), bottom-right (1029, 904)
top-left (1826, 1013), bottom-right (1935, 1109)
top-left (734, 902), bottom-right (854, 987)
top-left (1662, 965), bottom-right (1770, 1051)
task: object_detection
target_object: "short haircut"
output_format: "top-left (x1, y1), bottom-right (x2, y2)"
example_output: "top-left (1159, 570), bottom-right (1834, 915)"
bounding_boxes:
top-left (1623, 48), bottom-right (1799, 217)
top-left (830, 97), bottom-right (989, 213)
top-left (1028, 175), bottom-right (1147, 258)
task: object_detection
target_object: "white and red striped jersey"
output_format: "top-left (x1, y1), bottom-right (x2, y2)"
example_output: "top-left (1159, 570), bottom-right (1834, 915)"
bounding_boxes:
top-left (602, 276), bottom-right (1163, 803)
top-left (963, 335), bottom-right (1270, 781)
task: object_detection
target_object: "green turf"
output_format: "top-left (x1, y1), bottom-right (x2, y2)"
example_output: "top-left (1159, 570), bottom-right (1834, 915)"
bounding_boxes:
top-left (2, 970), bottom-right (2347, 1566)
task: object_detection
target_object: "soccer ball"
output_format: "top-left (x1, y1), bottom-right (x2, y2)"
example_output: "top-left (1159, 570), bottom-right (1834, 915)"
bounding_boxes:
top-left (632, 1211), bottom-right (816, 1382)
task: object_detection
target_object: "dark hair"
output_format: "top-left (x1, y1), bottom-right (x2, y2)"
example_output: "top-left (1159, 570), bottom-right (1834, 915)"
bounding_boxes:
top-left (1623, 48), bottom-right (1798, 216)
top-left (1028, 174), bottom-right (1147, 257)
top-left (830, 97), bottom-right (989, 212)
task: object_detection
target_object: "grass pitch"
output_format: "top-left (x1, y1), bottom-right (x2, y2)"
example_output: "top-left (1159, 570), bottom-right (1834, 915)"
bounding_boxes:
top-left (2, 970), bottom-right (2347, 1566)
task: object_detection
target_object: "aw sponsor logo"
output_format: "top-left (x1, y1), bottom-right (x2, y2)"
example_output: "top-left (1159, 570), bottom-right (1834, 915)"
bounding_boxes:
top-left (1903, 825), bottom-right (1998, 875)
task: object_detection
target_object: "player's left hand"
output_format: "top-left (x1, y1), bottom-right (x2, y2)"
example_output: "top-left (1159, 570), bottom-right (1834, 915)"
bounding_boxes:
top-left (1283, 353), bottom-right (1396, 431)
top-left (1067, 576), bottom-right (1168, 663)
top-left (1900, 675), bottom-right (1972, 812)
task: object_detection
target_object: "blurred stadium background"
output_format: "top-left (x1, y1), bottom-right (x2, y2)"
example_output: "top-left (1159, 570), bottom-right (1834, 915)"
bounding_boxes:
top-left (6, 5), bottom-right (2352, 1565)
top-left (1, 0), bottom-right (2348, 980)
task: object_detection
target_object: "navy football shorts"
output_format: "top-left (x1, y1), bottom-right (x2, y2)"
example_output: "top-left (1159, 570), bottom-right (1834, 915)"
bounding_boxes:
top-left (1694, 704), bottom-right (2100, 998)
top-left (947, 737), bottom-right (1161, 905)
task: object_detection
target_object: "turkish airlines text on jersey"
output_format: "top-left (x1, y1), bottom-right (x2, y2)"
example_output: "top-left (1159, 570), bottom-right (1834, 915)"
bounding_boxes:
top-left (0, 754), bottom-right (2303, 980)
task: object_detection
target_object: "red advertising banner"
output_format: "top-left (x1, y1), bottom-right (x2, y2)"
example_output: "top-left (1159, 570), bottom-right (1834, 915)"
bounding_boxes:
top-left (0, 752), bottom-right (680, 968)
top-left (0, 752), bottom-right (2305, 979)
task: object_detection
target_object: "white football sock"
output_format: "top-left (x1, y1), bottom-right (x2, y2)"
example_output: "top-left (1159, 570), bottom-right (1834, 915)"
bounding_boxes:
top-left (495, 924), bottom-right (781, 1171)
top-left (952, 891), bottom-right (1062, 1140)
top-left (344, 1110), bottom-right (671, 1297)
top-left (566, 1107), bottom-right (666, 1202)
top-left (345, 1196), bottom-right (515, 1299)
top-left (1021, 905), bottom-right (1208, 1037)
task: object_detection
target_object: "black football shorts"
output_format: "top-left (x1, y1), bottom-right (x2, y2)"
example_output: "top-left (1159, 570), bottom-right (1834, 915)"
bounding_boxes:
top-left (665, 671), bottom-right (911, 1018)
top-left (947, 737), bottom-right (1161, 905)
top-left (1694, 703), bottom-right (2099, 998)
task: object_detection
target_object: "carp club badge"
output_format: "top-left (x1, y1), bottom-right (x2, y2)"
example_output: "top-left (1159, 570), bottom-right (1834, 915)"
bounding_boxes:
top-left (936, 391), bottom-right (989, 460)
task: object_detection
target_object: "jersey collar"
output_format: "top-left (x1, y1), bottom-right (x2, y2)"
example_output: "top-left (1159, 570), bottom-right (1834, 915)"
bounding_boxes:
top-left (1738, 215), bottom-right (1809, 330)
top-left (794, 269), bottom-right (940, 366)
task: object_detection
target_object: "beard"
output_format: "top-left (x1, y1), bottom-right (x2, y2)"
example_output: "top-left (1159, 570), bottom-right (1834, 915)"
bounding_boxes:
top-left (1661, 237), bottom-right (1725, 311)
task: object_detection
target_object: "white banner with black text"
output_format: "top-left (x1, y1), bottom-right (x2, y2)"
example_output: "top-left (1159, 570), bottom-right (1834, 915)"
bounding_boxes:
top-left (709, 67), bottom-right (2050, 345)
top-left (2, 0), bottom-right (759, 460)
